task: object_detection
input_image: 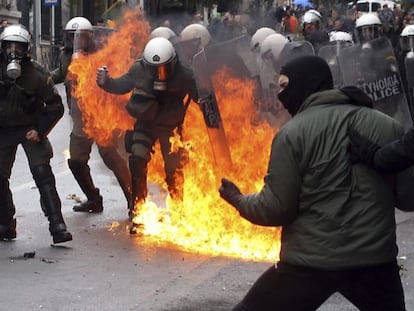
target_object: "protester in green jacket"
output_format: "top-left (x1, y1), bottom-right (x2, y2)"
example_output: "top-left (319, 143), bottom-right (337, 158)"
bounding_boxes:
top-left (220, 55), bottom-right (414, 311)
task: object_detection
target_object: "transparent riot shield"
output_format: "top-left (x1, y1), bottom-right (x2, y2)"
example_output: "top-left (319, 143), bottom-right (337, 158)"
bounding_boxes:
top-left (256, 53), bottom-right (291, 128)
top-left (174, 37), bottom-right (202, 70)
top-left (192, 49), bottom-right (232, 170)
top-left (279, 40), bottom-right (315, 68)
top-left (338, 37), bottom-right (412, 130)
top-left (205, 35), bottom-right (256, 79)
top-left (404, 53), bottom-right (414, 119)
top-left (318, 42), bottom-right (353, 88)
top-left (74, 26), bottom-right (114, 54)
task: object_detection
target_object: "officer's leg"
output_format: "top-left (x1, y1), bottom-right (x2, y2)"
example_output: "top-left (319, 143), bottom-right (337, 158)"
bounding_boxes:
top-left (23, 139), bottom-right (72, 244)
top-left (125, 127), bottom-right (155, 220)
top-left (68, 133), bottom-right (103, 213)
top-left (98, 144), bottom-right (132, 213)
top-left (0, 144), bottom-right (18, 240)
top-left (159, 128), bottom-right (186, 200)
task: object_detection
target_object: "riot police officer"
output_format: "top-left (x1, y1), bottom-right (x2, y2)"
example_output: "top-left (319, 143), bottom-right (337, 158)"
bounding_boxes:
top-left (0, 25), bottom-right (72, 244)
top-left (399, 24), bottom-right (414, 118)
top-left (302, 9), bottom-right (329, 53)
top-left (96, 37), bottom-right (198, 220)
top-left (57, 17), bottom-right (132, 215)
top-left (50, 16), bottom-right (91, 112)
top-left (177, 23), bottom-right (212, 69)
top-left (355, 13), bottom-right (383, 46)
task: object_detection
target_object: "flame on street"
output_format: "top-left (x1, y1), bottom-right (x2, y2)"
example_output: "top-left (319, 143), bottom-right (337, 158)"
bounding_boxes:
top-left (69, 8), bottom-right (281, 262)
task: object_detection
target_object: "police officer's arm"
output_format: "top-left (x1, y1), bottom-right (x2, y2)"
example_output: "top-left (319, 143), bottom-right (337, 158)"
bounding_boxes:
top-left (50, 52), bottom-right (70, 84)
top-left (98, 61), bottom-right (140, 95)
top-left (374, 127), bottom-right (414, 172)
top-left (236, 131), bottom-right (301, 226)
top-left (349, 127), bottom-right (414, 173)
top-left (36, 75), bottom-right (64, 138)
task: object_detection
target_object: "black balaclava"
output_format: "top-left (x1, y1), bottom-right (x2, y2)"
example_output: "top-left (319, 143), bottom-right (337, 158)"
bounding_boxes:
top-left (279, 55), bottom-right (334, 116)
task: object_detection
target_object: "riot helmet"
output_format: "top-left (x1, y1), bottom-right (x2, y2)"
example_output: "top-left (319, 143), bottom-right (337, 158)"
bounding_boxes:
top-left (400, 25), bottom-right (414, 55)
top-left (150, 26), bottom-right (177, 40)
top-left (0, 24), bottom-right (32, 79)
top-left (180, 23), bottom-right (211, 49)
top-left (251, 27), bottom-right (277, 53)
top-left (142, 37), bottom-right (178, 91)
top-left (302, 9), bottom-right (322, 34)
top-left (63, 16), bottom-right (93, 51)
top-left (355, 13), bottom-right (382, 44)
top-left (260, 33), bottom-right (289, 69)
top-left (329, 31), bottom-right (353, 44)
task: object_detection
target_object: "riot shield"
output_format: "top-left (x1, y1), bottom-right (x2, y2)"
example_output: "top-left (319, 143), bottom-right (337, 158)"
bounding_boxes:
top-left (173, 37), bottom-right (202, 70)
top-left (318, 42), bottom-right (353, 88)
top-left (404, 54), bottom-right (414, 119)
top-left (205, 35), bottom-right (257, 79)
top-left (74, 26), bottom-right (114, 54)
top-left (192, 49), bottom-right (232, 170)
top-left (338, 37), bottom-right (412, 130)
top-left (255, 54), bottom-right (291, 128)
top-left (278, 40), bottom-right (315, 68)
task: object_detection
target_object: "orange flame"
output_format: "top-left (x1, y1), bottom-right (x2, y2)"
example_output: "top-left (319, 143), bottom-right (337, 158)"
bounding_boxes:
top-left (69, 8), bottom-right (151, 146)
top-left (69, 8), bottom-right (282, 262)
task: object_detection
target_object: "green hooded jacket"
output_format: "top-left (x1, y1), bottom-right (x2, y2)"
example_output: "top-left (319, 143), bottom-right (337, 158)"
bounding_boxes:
top-left (236, 89), bottom-right (414, 270)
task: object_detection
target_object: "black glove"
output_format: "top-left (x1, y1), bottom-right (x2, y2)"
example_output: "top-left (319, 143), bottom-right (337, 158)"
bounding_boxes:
top-left (219, 178), bottom-right (243, 208)
top-left (348, 130), bottom-right (380, 167)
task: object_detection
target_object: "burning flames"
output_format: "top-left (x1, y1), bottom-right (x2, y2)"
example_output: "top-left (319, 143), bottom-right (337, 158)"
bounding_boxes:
top-left (69, 8), bottom-right (281, 262)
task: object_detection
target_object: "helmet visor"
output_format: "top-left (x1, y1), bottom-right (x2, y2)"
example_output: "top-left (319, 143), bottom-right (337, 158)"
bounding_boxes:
top-left (3, 41), bottom-right (27, 58)
top-left (357, 25), bottom-right (380, 43)
top-left (63, 30), bottom-right (75, 49)
top-left (400, 36), bottom-right (414, 52)
top-left (144, 57), bottom-right (177, 81)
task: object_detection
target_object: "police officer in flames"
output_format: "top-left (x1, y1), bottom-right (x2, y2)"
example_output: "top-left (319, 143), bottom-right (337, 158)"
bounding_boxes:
top-left (96, 37), bottom-right (198, 221)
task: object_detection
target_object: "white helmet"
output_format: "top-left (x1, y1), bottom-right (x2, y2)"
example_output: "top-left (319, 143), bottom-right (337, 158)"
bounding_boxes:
top-left (65, 16), bottom-right (93, 31)
top-left (142, 37), bottom-right (177, 84)
top-left (400, 25), bottom-right (414, 52)
top-left (0, 24), bottom-right (32, 56)
top-left (355, 13), bottom-right (381, 28)
top-left (260, 33), bottom-right (289, 62)
top-left (401, 25), bottom-right (414, 37)
top-left (329, 31), bottom-right (353, 43)
top-left (251, 27), bottom-right (276, 52)
top-left (355, 13), bottom-right (382, 43)
top-left (64, 17), bottom-right (92, 50)
top-left (150, 27), bottom-right (176, 40)
top-left (180, 23), bottom-right (211, 48)
top-left (302, 9), bottom-right (322, 25)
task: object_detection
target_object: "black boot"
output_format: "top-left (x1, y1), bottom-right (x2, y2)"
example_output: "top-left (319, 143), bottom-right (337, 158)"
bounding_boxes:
top-left (32, 165), bottom-right (72, 244)
top-left (0, 177), bottom-right (16, 240)
top-left (68, 159), bottom-right (103, 213)
top-left (129, 155), bottom-right (148, 220)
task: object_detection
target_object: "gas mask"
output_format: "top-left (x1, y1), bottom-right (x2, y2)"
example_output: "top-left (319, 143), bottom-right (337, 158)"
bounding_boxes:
top-left (145, 58), bottom-right (177, 91)
top-left (4, 41), bottom-right (27, 79)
